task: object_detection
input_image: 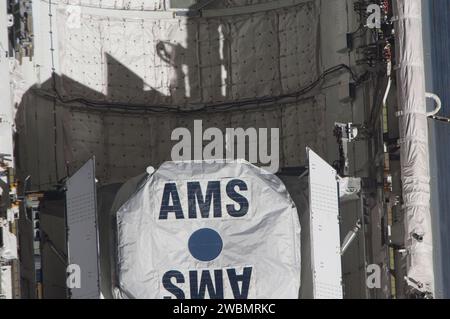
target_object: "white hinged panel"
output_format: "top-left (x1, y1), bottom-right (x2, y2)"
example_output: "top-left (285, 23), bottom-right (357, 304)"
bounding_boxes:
top-left (307, 148), bottom-right (343, 299)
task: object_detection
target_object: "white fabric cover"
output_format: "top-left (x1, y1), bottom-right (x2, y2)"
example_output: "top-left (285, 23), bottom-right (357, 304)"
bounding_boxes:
top-left (0, 226), bottom-right (18, 261)
top-left (56, 1), bottom-right (318, 105)
top-left (0, 266), bottom-right (13, 299)
top-left (16, 1), bottom-right (325, 189)
top-left (60, 1), bottom-right (303, 11)
top-left (61, 0), bottom-right (166, 10)
top-left (393, 0), bottom-right (434, 296)
top-left (16, 93), bottom-right (326, 187)
top-left (116, 160), bottom-right (301, 299)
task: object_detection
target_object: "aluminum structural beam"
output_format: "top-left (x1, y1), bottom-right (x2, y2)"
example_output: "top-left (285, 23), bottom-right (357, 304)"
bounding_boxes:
top-left (393, 0), bottom-right (434, 297)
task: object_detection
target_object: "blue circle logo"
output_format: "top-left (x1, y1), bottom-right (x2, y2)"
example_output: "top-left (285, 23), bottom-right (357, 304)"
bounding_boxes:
top-left (188, 228), bottom-right (223, 262)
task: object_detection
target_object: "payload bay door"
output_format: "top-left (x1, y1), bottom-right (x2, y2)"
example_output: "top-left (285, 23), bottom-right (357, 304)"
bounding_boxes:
top-left (66, 158), bottom-right (100, 299)
top-left (307, 148), bottom-right (343, 299)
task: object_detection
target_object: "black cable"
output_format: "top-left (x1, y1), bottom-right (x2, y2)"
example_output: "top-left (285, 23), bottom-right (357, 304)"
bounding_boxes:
top-left (36, 64), bottom-right (365, 114)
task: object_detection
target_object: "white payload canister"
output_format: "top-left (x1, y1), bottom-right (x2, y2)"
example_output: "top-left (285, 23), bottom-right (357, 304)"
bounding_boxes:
top-left (115, 159), bottom-right (301, 299)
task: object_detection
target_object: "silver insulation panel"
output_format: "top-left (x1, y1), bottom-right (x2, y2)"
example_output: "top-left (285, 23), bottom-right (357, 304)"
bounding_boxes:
top-left (15, 0), bottom-right (327, 187)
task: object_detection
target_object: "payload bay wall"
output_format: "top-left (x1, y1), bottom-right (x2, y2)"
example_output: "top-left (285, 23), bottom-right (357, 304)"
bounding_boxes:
top-left (9, 0), bottom-right (392, 298)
